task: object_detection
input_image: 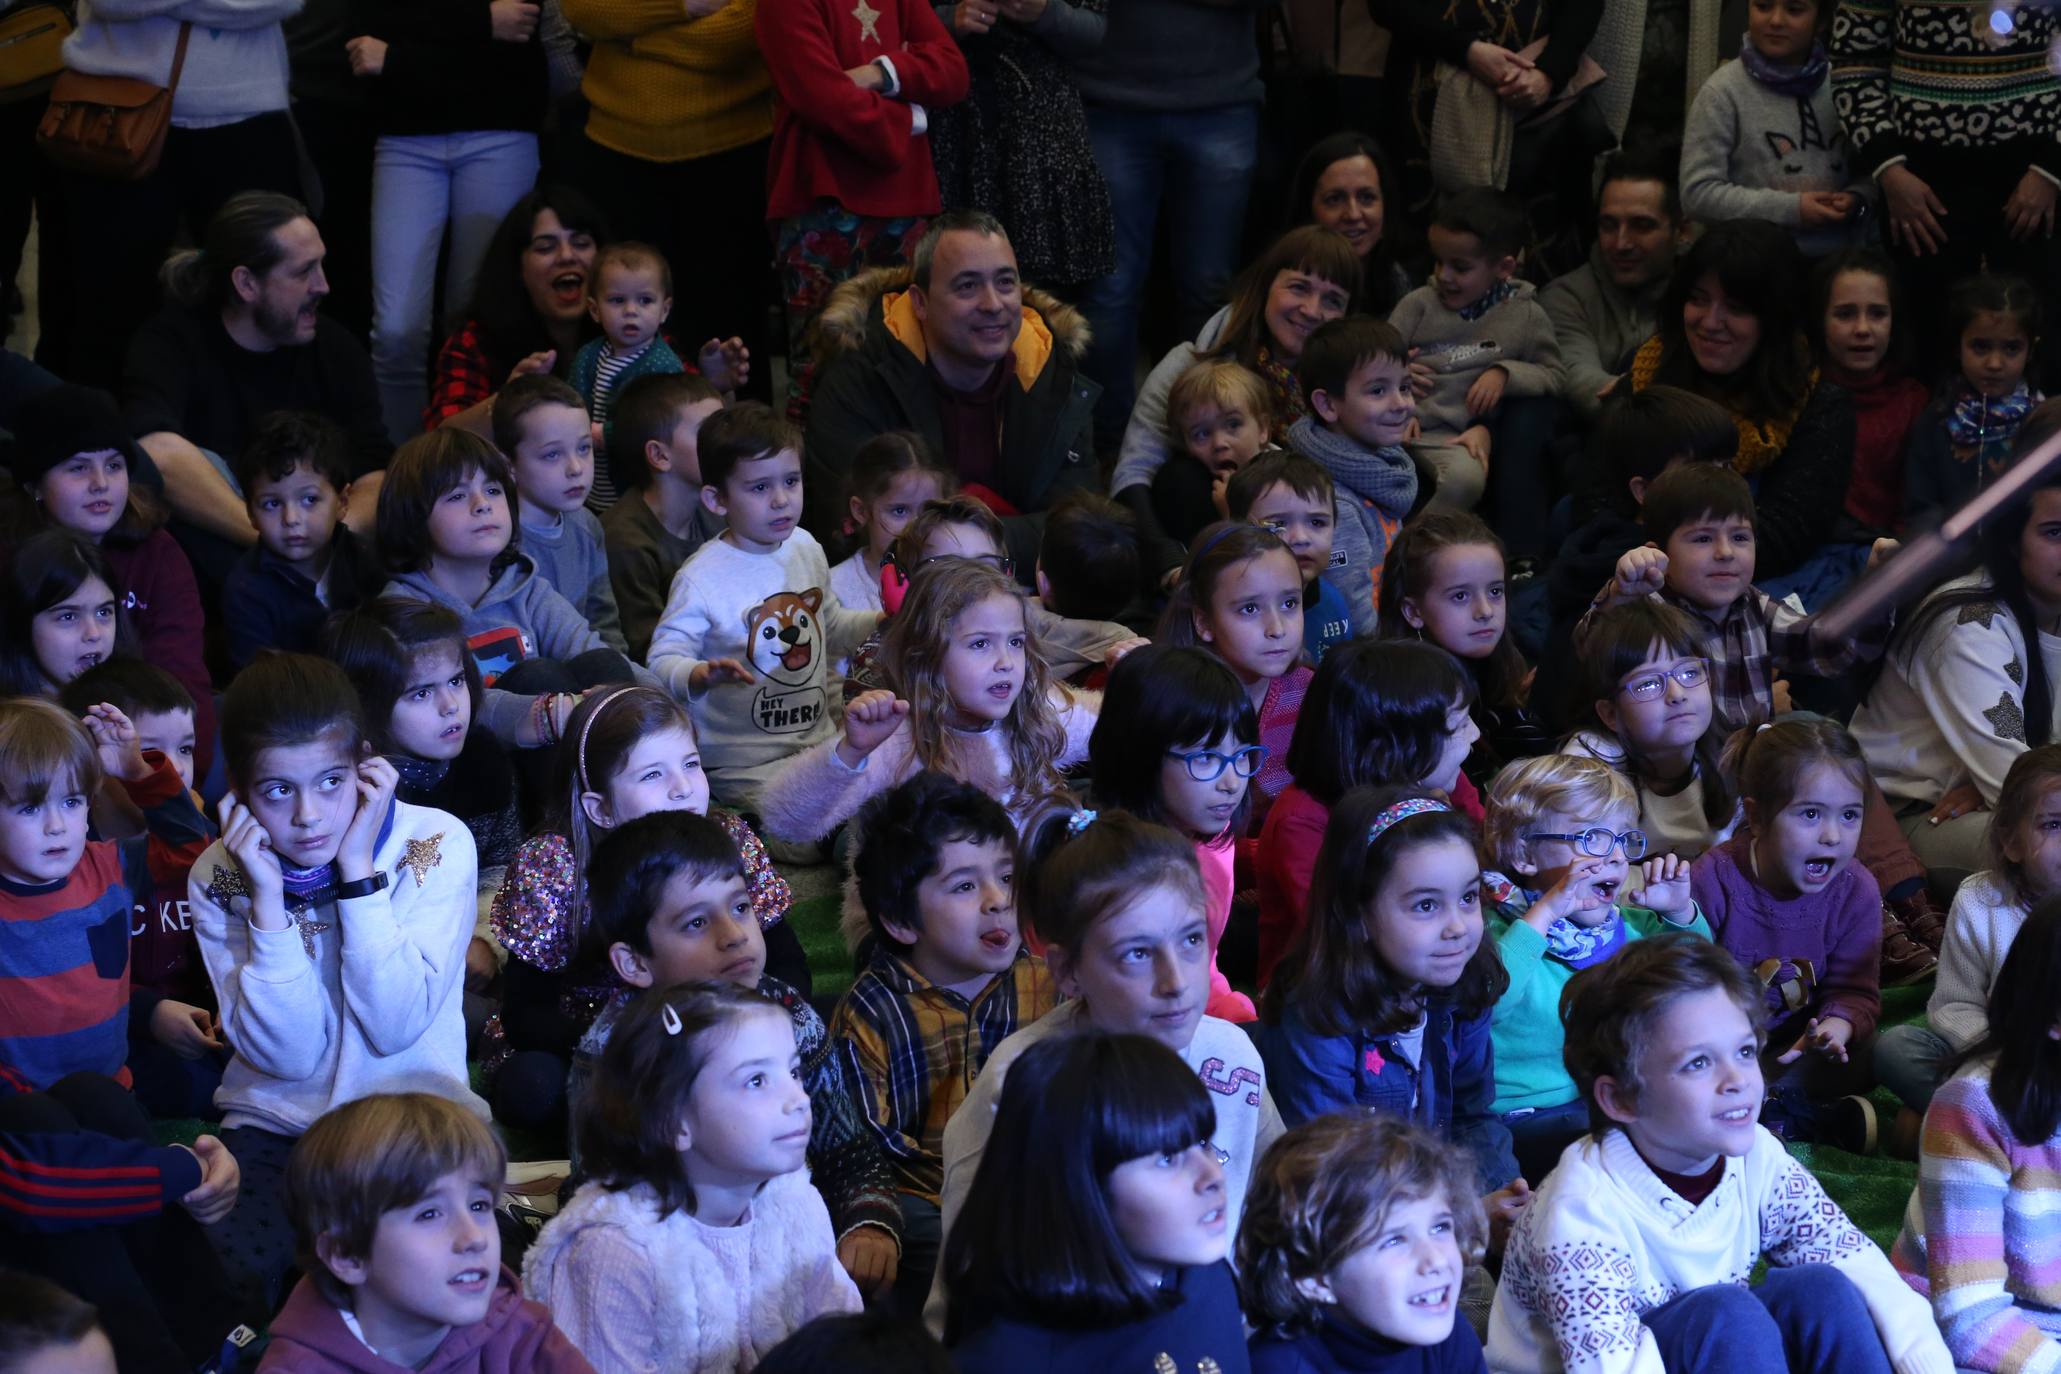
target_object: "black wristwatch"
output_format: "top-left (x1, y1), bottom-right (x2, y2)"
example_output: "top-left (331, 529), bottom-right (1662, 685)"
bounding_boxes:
top-left (335, 871), bottom-right (389, 901)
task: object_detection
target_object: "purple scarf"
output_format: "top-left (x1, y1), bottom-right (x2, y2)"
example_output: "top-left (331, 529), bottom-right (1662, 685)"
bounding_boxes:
top-left (1738, 35), bottom-right (1828, 97)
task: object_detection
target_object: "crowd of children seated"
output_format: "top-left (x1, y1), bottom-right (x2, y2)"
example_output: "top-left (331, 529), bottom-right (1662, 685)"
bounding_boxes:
top-left (14, 0), bottom-right (2061, 1364)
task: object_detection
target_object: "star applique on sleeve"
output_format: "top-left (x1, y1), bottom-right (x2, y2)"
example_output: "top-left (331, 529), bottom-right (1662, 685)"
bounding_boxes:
top-left (398, 833), bottom-right (446, 888)
top-left (1956, 601), bottom-right (2002, 630)
top-left (1984, 691), bottom-right (2028, 745)
top-left (205, 862), bottom-right (248, 908)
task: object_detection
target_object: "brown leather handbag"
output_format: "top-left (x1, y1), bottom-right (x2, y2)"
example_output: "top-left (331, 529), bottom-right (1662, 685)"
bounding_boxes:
top-left (36, 18), bottom-right (189, 179)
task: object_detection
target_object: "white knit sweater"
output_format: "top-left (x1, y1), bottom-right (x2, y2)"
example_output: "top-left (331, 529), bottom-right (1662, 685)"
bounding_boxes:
top-left (1926, 869), bottom-right (2031, 1053)
top-left (1851, 575), bottom-right (2061, 809)
top-left (65, 0), bottom-right (296, 125)
top-left (522, 1171), bottom-right (862, 1374)
top-left (1484, 1126), bottom-right (1951, 1374)
top-left (189, 800), bottom-right (487, 1137)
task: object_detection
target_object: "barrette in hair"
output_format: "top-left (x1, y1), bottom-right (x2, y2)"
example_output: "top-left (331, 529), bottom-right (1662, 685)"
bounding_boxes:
top-left (1367, 796), bottom-right (1450, 844)
top-left (662, 1002), bottom-right (684, 1036)
top-left (1067, 808), bottom-right (1098, 836)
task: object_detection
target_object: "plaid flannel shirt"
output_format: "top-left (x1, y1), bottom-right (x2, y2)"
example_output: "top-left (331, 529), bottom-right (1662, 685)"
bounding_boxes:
top-left (1578, 584), bottom-right (1893, 734)
top-left (424, 319), bottom-right (495, 431)
top-left (831, 946), bottom-right (1058, 1203)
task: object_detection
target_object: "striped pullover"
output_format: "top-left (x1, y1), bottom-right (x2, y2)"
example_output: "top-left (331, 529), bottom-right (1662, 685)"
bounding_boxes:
top-left (1831, 0), bottom-right (2061, 178)
top-left (1893, 1058), bottom-right (2061, 1372)
top-left (0, 1068), bottom-right (203, 1233)
top-left (0, 754), bottom-right (211, 1091)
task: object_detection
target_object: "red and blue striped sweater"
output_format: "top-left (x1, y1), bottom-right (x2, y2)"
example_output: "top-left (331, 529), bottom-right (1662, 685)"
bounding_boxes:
top-left (0, 753), bottom-right (212, 1091)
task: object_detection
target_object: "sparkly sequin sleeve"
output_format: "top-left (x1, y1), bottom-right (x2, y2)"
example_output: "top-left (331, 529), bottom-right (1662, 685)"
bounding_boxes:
top-left (489, 833), bottom-right (582, 972)
top-left (713, 809), bottom-right (793, 927)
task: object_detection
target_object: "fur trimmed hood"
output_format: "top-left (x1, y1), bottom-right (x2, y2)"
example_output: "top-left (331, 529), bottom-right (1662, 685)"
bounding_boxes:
top-left (811, 264), bottom-right (1092, 377)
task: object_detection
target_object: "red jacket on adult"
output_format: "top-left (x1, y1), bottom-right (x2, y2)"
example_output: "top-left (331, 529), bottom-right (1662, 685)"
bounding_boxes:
top-left (757, 0), bottom-right (968, 221)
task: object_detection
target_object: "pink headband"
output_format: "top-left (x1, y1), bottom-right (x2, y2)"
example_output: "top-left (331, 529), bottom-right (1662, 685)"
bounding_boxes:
top-left (575, 686), bottom-right (644, 793)
top-left (1367, 796), bottom-right (1451, 844)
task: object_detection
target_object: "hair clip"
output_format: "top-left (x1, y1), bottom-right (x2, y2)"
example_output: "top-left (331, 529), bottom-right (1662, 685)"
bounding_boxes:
top-left (661, 1002), bottom-right (683, 1036)
top-left (1066, 808), bottom-right (1098, 836)
top-left (1366, 796), bottom-right (1450, 844)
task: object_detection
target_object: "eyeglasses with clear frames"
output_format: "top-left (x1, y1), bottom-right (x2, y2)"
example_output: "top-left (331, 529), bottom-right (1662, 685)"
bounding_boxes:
top-left (1522, 827), bottom-right (1649, 861)
top-left (1165, 744), bottom-right (1268, 782)
top-left (1619, 658), bottom-right (1710, 702)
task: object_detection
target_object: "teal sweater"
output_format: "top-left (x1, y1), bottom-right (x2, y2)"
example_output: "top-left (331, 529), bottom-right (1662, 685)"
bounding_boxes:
top-left (1486, 875), bottom-right (1710, 1113)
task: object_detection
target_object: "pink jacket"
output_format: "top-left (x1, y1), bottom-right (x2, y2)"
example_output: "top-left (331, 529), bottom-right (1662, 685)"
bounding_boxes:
top-left (257, 1269), bottom-right (595, 1374)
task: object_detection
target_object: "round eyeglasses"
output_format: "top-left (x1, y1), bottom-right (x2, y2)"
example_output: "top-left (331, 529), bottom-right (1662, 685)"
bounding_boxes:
top-left (1165, 744), bottom-right (1268, 782)
top-left (1620, 659), bottom-right (1710, 702)
top-left (1523, 827), bottom-right (1648, 861)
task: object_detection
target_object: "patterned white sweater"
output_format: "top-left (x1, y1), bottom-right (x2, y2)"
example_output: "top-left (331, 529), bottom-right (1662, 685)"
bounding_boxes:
top-left (1484, 1126), bottom-right (1950, 1374)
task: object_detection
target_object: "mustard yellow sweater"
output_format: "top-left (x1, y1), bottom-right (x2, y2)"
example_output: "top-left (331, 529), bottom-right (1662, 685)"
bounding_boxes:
top-left (562, 0), bottom-right (772, 162)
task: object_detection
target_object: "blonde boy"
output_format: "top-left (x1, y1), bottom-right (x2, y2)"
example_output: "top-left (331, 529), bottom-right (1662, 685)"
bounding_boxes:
top-left (1151, 359), bottom-right (1272, 544)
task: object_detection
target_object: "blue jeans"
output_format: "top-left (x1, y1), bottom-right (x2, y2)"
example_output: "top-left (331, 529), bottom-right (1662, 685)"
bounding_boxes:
top-left (371, 130), bottom-right (541, 442)
top-left (1502, 1098), bottom-right (1591, 1182)
top-left (1875, 1023), bottom-right (1955, 1113)
top-left (1079, 102), bottom-right (1259, 448)
top-left (1643, 1265), bottom-right (1892, 1374)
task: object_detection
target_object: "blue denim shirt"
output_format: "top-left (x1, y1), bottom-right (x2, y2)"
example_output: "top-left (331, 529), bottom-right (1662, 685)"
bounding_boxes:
top-left (1262, 994), bottom-right (1518, 1194)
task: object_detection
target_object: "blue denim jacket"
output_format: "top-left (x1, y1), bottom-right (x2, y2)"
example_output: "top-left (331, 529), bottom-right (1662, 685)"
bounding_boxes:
top-left (1262, 994), bottom-right (1519, 1194)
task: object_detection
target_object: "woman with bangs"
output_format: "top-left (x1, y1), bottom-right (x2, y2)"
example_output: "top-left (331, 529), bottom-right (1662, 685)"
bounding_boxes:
top-left (1110, 227), bottom-right (1365, 578)
top-left (1588, 218), bottom-right (1858, 587)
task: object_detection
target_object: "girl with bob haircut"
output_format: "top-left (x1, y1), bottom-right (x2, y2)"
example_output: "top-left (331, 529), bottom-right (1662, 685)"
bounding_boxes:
top-left (191, 653), bottom-right (485, 1310)
top-left (925, 810), bottom-right (1284, 1335)
top-left (524, 983), bottom-right (860, 1373)
top-left (1240, 1114), bottom-right (1488, 1365)
top-left (1893, 897), bottom-right (2061, 1369)
top-left (1256, 639), bottom-right (1481, 986)
top-left (483, 684), bottom-right (795, 1130)
top-left (760, 559), bottom-right (1095, 844)
top-left (942, 1032), bottom-right (1250, 1371)
top-left (1089, 644), bottom-right (1261, 1019)
top-left (1565, 599), bottom-right (1739, 859)
top-left (1261, 788), bottom-right (1522, 1205)
top-left (0, 528), bottom-right (134, 698)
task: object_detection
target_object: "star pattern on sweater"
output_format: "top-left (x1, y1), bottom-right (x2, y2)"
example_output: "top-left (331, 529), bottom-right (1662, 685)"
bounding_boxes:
top-left (851, 0), bottom-right (881, 41)
top-left (289, 909), bottom-right (332, 961)
top-left (399, 832), bottom-right (445, 888)
top-left (204, 862), bottom-right (247, 909)
top-left (1957, 600), bottom-right (2002, 630)
top-left (1985, 691), bottom-right (2028, 744)
top-left (2008, 655), bottom-right (2025, 687)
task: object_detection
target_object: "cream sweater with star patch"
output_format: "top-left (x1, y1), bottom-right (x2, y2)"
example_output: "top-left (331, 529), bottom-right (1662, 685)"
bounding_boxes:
top-left (1850, 573), bottom-right (2061, 810)
top-left (190, 799), bottom-right (487, 1136)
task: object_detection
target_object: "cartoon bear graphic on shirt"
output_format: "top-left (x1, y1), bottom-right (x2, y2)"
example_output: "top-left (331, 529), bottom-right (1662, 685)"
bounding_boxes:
top-left (745, 589), bottom-right (827, 735)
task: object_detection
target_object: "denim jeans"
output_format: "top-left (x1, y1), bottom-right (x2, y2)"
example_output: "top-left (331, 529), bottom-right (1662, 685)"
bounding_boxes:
top-left (1875, 1023), bottom-right (1955, 1113)
top-left (1078, 102), bottom-right (1259, 448)
top-left (1502, 1098), bottom-right (1591, 1183)
top-left (371, 130), bottom-right (541, 442)
top-left (1641, 1265), bottom-right (1892, 1374)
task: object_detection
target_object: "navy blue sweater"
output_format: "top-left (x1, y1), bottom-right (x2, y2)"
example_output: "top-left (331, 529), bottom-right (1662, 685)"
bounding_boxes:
top-left (1250, 1313), bottom-right (1487, 1374)
top-left (954, 1261), bottom-right (1251, 1374)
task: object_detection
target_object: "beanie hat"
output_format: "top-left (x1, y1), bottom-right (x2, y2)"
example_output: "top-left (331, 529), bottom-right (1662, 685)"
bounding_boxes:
top-left (4, 384), bottom-right (137, 488)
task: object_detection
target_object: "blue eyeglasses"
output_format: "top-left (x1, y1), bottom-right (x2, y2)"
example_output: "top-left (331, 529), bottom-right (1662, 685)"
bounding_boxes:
top-left (1523, 827), bottom-right (1649, 861)
top-left (1166, 744), bottom-right (1268, 782)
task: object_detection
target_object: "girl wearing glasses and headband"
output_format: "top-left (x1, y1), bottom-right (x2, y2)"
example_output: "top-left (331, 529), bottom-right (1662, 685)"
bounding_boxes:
top-left (1479, 753), bottom-right (1708, 1181)
top-left (1089, 645), bottom-right (1267, 1023)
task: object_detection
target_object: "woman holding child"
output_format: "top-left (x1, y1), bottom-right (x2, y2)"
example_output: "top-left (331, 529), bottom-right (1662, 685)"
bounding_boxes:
top-left (1600, 218), bottom-right (1857, 582)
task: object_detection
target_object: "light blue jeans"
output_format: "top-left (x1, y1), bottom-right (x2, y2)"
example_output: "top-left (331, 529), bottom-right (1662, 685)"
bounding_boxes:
top-left (370, 129), bottom-right (540, 442)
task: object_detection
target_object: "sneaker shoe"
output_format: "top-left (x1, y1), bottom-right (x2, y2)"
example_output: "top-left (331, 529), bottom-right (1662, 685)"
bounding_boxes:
top-left (1880, 902), bottom-right (1938, 986)
top-left (1888, 887), bottom-right (1947, 953)
top-left (1820, 1095), bottom-right (1879, 1156)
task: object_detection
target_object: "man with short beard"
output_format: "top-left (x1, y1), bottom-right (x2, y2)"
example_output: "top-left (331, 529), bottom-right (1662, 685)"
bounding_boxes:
top-left (122, 192), bottom-right (390, 569)
top-left (1540, 146), bottom-right (1691, 422)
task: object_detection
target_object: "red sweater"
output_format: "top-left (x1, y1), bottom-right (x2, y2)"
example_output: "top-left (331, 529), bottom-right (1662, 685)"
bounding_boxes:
top-left (757, 0), bottom-right (968, 220)
top-left (1837, 366), bottom-right (1928, 532)
top-left (103, 529), bottom-right (217, 779)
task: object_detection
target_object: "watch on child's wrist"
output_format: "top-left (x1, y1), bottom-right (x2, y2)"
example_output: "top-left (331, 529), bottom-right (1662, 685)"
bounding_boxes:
top-left (336, 871), bottom-right (389, 901)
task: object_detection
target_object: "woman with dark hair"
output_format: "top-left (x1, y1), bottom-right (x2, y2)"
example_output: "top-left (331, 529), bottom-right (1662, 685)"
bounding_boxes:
top-left (1851, 400), bottom-right (2061, 872)
top-left (424, 186), bottom-right (608, 438)
top-left (1109, 226), bottom-right (1362, 575)
top-left (1284, 130), bottom-right (1413, 315)
top-left (1589, 219), bottom-right (1857, 583)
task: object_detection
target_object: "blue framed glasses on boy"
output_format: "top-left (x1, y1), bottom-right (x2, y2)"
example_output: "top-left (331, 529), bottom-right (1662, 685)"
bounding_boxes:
top-left (1165, 744), bottom-right (1268, 781)
top-left (1619, 659), bottom-right (1709, 701)
top-left (1523, 827), bottom-right (1649, 860)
